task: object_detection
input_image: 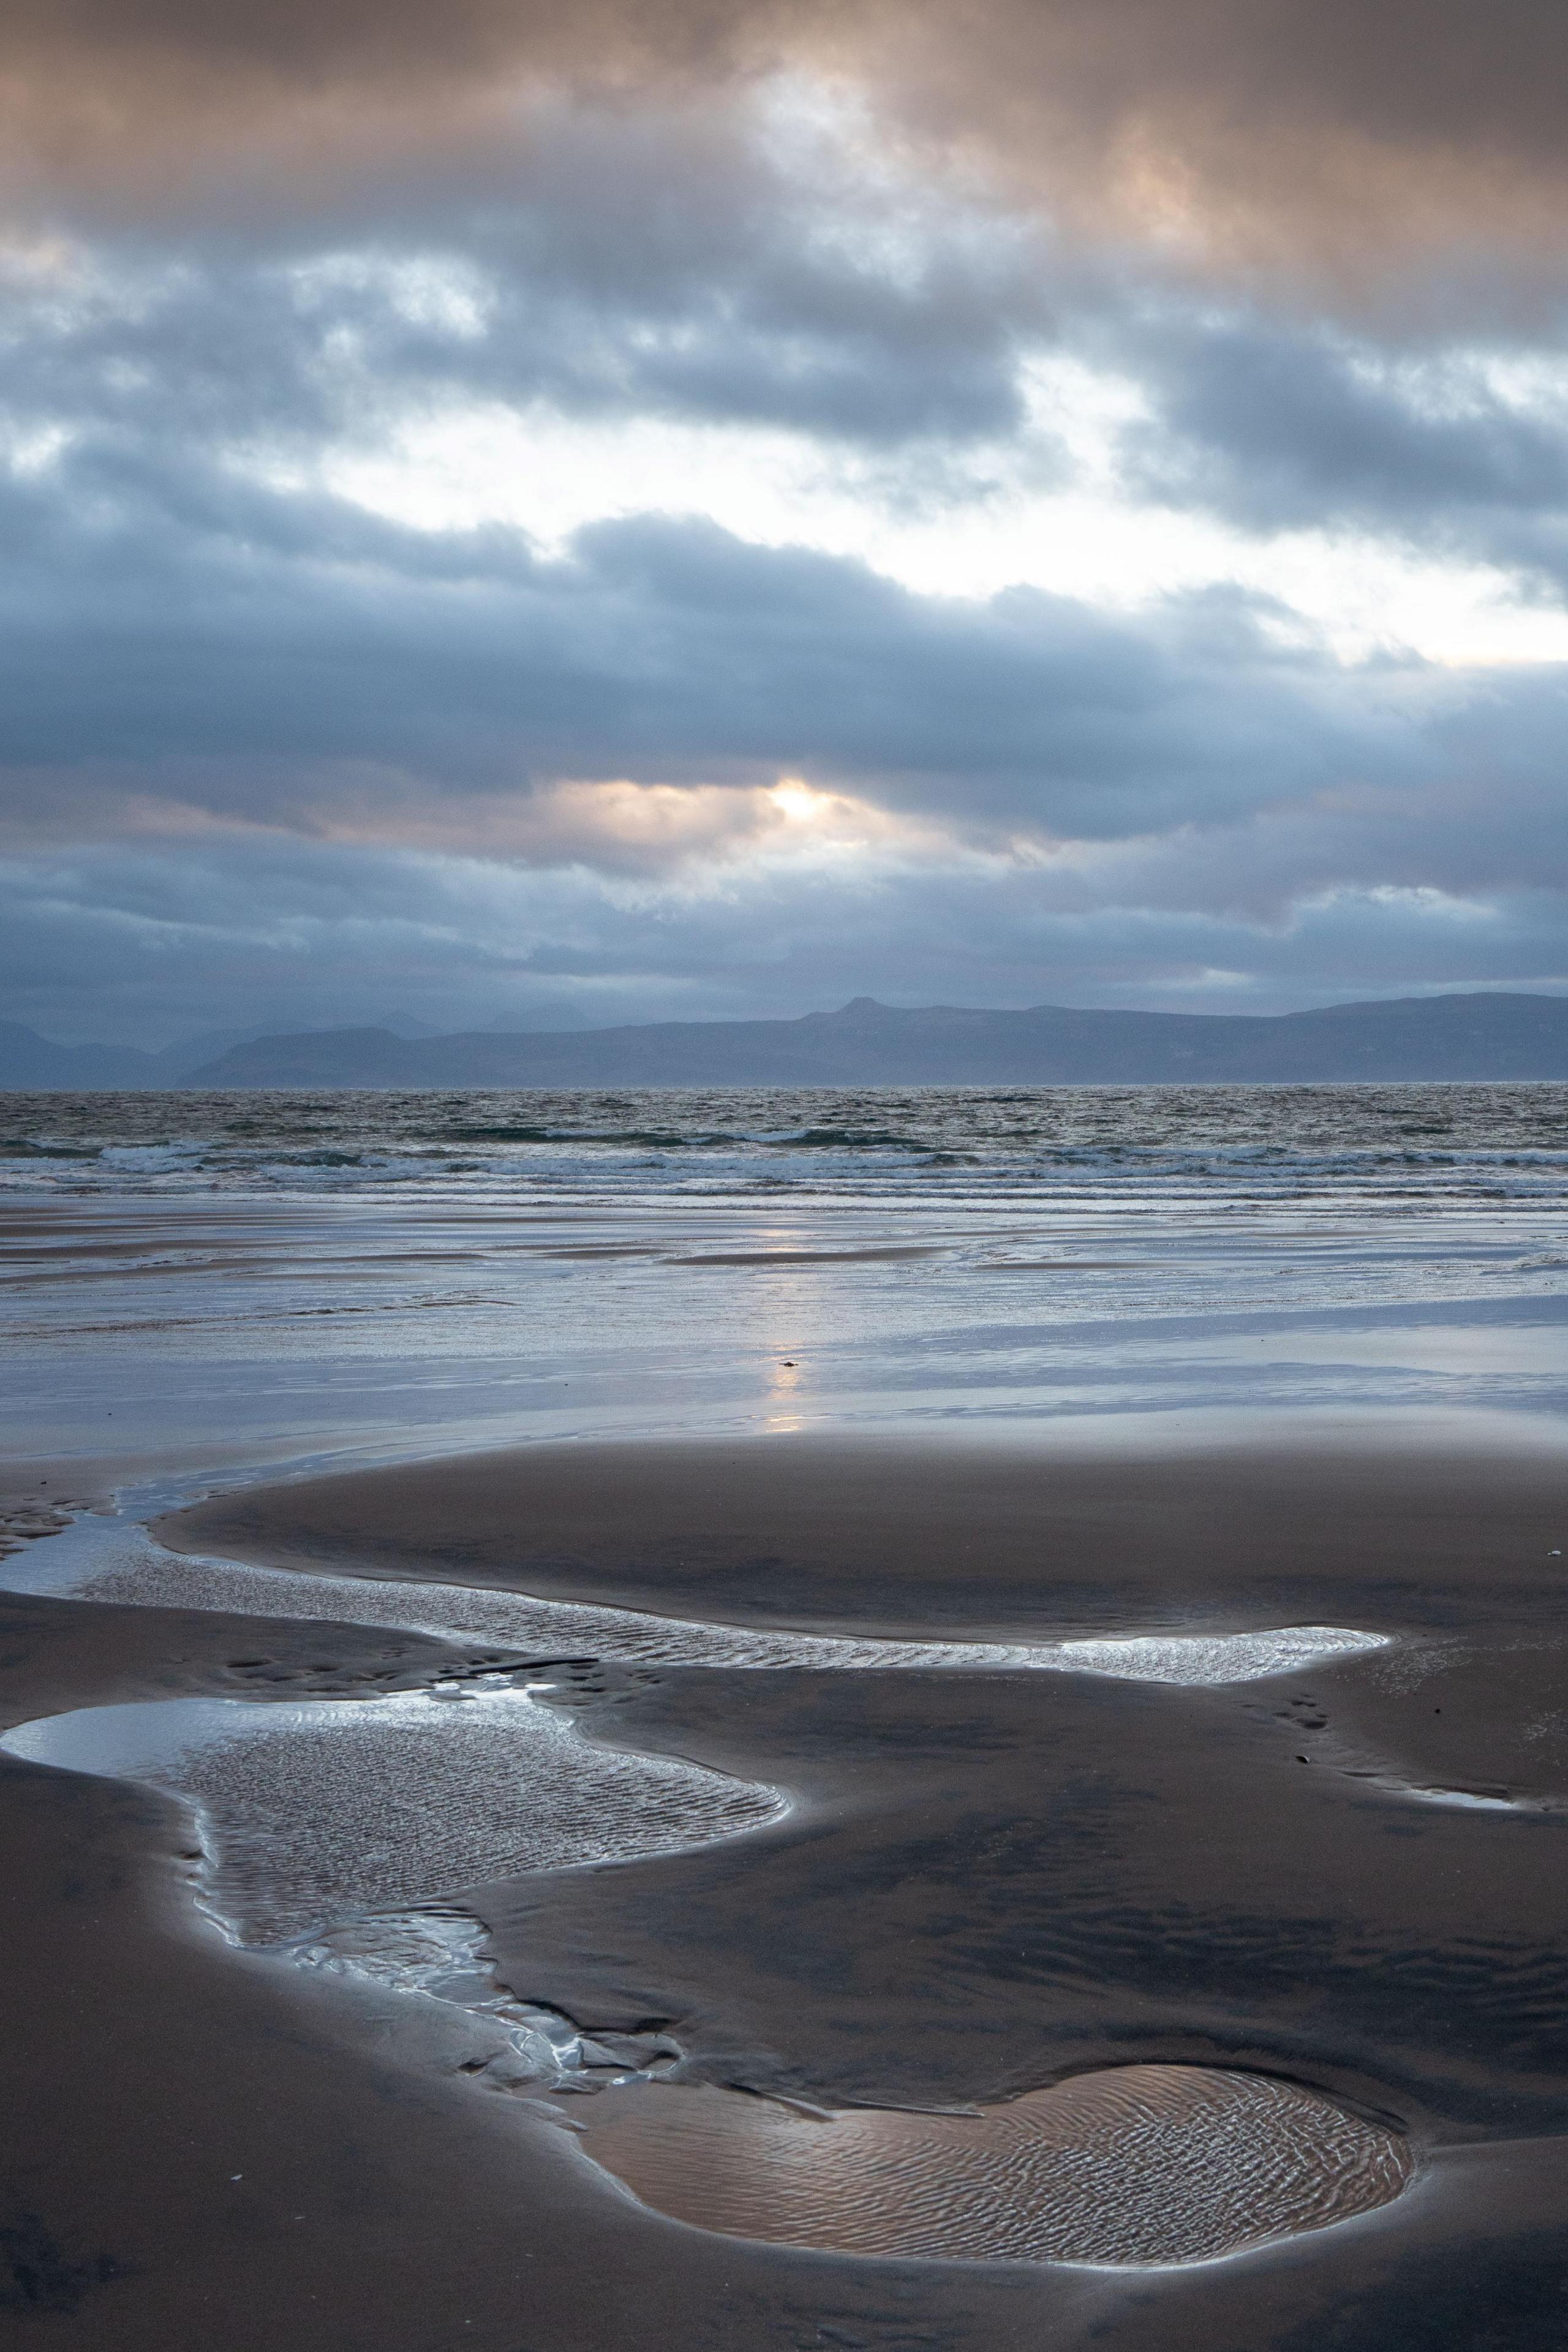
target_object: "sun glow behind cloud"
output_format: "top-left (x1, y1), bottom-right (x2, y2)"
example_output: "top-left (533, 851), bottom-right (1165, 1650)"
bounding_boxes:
top-left (13, 30), bottom-right (1568, 1043)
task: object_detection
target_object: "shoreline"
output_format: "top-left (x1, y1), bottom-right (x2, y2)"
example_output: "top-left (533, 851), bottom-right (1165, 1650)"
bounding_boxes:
top-left (9, 1420), bottom-right (1568, 2342)
top-left (160, 1426), bottom-right (1568, 1639)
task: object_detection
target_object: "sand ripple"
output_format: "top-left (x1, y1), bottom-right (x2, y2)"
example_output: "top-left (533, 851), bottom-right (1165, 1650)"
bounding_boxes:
top-left (78, 1528), bottom-right (1387, 1684)
top-left (579, 2064), bottom-right (1413, 2265)
top-left (3, 1687), bottom-right (786, 1943)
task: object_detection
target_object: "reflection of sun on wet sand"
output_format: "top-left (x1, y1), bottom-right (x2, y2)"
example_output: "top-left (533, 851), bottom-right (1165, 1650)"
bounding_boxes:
top-left (577, 2065), bottom-right (1413, 2265)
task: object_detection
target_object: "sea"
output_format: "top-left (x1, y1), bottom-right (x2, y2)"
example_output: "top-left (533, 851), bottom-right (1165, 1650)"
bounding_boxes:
top-left (8, 1082), bottom-right (1568, 1486)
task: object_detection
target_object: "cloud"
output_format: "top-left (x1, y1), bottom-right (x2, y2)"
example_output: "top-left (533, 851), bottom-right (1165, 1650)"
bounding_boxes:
top-left (11, 0), bottom-right (1568, 294)
top-left (0, 414), bottom-right (1422, 849)
top-left (0, 94), bottom-right (1062, 461)
top-left (7, 231), bottom-right (1568, 1042)
top-left (9, 10), bottom-right (1568, 1045)
top-left (1115, 310), bottom-right (1568, 591)
top-left (9, 421), bottom-right (1568, 1047)
top-left (11, 820), bottom-right (1568, 1048)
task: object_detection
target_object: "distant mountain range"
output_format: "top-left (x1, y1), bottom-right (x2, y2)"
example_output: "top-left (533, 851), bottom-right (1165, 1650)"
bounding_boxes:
top-left (0, 1013), bottom-right (444, 1091)
top-left (0, 1020), bottom-right (249, 1090)
top-left (12, 991), bottom-right (1568, 1087)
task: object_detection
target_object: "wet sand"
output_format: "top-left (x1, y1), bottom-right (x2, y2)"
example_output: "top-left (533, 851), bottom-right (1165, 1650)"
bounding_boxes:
top-left (7, 1434), bottom-right (1568, 2343)
top-left (578, 2067), bottom-right (1414, 2263)
top-left (163, 1431), bottom-right (1568, 1639)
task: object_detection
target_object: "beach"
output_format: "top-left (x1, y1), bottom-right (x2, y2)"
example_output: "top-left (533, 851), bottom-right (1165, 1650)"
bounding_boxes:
top-left (6, 1086), bottom-right (1568, 2346)
top-left (13, 0), bottom-right (1568, 2323)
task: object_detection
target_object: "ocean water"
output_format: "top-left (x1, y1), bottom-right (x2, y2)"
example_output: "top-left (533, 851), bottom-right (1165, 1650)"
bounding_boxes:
top-left (7, 1083), bottom-right (1568, 1472)
top-left (8, 1081), bottom-right (1568, 1216)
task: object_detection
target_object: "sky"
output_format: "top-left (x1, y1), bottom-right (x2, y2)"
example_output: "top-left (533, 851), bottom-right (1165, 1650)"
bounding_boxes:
top-left (9, 3), bottom-right (1568, 1041)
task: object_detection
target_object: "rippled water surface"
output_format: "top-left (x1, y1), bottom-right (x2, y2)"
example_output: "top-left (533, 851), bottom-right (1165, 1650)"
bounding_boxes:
top-left (10, 1084), bottom-right (1568, 1459)
top-left (7, 1083), bottom-right (1568, 1217)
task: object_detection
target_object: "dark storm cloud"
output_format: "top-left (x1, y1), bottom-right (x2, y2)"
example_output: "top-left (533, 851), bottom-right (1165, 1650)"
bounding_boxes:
top-left (10, 1), bottom-right (1568, 1045)
top-left (0, 97), bottom-right (1058, 455)
top-left (13, 380), bottom-right (1568, 1043)
top-left (0, 0), bottom-right (756, 80)
top-left (873, 0), bottom-right (1568, 282)
top-left (14, 0), bottom-right (1562, 140)
top-left (10, 823), bottom-right (1568, 1048)
top-left (12, 0), bottom-right (1568, 286)
top-left (0, 426), bottom-right (1408, 847)
top-left (1117, 311), bottom-right (1568, 577)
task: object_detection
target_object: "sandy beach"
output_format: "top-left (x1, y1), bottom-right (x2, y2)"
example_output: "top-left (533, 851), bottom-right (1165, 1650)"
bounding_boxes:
top-left (16, 0), bottom-right (1568, 2307)
top-left (7, 1096), bottom-right (1568, 2345)
top-left (4, 1427), bottom-right (1568, 2345)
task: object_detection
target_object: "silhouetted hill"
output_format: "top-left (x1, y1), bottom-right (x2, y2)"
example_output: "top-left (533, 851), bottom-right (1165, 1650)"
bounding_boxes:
top-left (179, 992), bottom-right (1568, 1087)
top-left (0, 1021), bottom-right (164, 1088)
top-left (13, 994), bottom-right (1568, 1090)
top-left (0, 1018), bottom-right (437, 1089)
